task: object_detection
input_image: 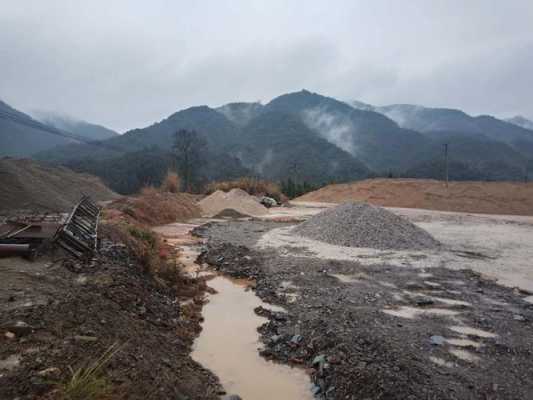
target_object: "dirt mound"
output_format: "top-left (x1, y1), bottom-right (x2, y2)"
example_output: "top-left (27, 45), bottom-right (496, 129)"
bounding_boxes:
top-left (0, 157), bottom-right (117, 212)
top-left (107, 187), bottom-right (200, 226)
top-left (295, 179), bottom-right (533, 216)
top-left (199, 189), bottom-right (268, 217)
top-left (292, 202), bottom-right (440, 250)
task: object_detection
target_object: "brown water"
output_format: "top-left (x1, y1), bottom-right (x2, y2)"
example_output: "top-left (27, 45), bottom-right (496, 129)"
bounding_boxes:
top-left (192, 276), bottom-right (313, 400)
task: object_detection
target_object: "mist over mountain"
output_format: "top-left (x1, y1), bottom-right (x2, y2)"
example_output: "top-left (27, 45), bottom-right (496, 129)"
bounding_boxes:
top-left (506, 115), bottom-right (533, 131)
top-left (0, 99), bottom-right (83, 157)
top-left (235, 111), bottom-right (370, 183)
top-left (265, 90), bottom-right (432, 172)
top-left (216, 102), bottom-right (264, 127)
top-left (31, 111), bottom-right (118, 140)
top-left (0, 99), bottom-right (122, 157)
top-left (376, 104), bottom-right (533, 157)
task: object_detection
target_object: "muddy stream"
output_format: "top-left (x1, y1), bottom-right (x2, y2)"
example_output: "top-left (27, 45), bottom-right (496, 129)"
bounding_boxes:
top-left (156, 223), bottom-right (313, 400)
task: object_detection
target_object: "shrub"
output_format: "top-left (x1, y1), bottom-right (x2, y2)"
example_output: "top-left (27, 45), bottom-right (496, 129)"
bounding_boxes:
top-left (160, 171), bottom-right (181, 193)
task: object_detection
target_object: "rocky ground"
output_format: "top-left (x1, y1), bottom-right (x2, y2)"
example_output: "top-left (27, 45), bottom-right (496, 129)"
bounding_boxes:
top-left (0, 238), bottom-right (221, 399)
top-left (196, 220), bottom-right (533, 400)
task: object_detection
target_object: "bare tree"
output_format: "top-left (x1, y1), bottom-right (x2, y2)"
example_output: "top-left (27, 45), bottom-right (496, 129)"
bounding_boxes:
top-left (173, 129), bottom-right (207, 192)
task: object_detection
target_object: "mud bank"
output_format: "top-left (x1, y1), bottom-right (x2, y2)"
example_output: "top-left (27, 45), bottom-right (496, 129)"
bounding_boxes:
top-left (0, 236), bottom-right (220, 400)
top-left (196, 220), bottom-right (533, 399)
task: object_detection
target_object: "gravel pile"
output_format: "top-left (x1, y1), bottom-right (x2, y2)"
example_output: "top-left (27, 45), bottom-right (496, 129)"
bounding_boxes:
top-left (292, 202), bottom-right (440, 250)
top-left (199, 189), bottom-right (268, 217)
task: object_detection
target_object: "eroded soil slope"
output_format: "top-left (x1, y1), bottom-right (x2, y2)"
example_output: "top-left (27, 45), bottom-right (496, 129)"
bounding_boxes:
top-left (0, 240), bottom-right (220, 400)
top-left (0, 158), bottom-right (117, 212)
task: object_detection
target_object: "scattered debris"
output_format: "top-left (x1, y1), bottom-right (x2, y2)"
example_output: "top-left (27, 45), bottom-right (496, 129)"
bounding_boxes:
top-left (260, 196), bottom-right (278, 208)
top-left (54, 196), bottom-right (100, 259)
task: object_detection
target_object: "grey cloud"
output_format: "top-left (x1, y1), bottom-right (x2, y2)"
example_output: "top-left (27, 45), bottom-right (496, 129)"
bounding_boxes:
top-left (1, 0), bottom-right (532, 131)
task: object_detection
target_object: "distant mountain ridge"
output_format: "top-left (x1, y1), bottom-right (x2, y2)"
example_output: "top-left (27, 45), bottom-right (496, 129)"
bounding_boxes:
top-left (31, 111), bottom-right (118, 140)
top-left (0, 99), bottom-right (118, 157)
top-left (4, 91), bottom-right (532, 191)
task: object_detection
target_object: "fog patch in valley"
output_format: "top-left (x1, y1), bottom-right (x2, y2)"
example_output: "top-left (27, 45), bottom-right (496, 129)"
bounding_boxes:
top-left (302, 107), bottom-right (358, 155)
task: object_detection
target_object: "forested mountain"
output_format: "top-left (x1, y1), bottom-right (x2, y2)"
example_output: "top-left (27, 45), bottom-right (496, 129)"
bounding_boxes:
top-left (36, 105), bottom-right (241, 163)
top-left (5, 89), bottom-right (532, 193)
top-left (264, 90), bottom-right (432, 172)
top-left (65, 147), bottom-right (249, 194)
top-left (234, 111), bottom-right (370, 183)
top-left (31, 111), bottom-right (118, 140)
top-left (216, 102), bottom-right (264, 127)
top-left (0, 99), bottom-right (82, 157)
top-left (377, 104), bottom-right (533, 158)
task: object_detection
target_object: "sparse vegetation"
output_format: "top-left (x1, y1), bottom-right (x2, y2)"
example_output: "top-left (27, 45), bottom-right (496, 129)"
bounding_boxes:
top-left (280, 178), bottom-right (318, 199)
top-left (57, 343), bottom-right (120, 400)
top-left (160, 171), bottom-right (181, 193)
top-left (173, 129), bottom-right (207, 192)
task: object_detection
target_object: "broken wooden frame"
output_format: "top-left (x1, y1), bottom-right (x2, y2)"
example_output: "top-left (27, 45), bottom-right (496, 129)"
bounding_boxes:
top-left (53, 196), bottom-right (101, 260)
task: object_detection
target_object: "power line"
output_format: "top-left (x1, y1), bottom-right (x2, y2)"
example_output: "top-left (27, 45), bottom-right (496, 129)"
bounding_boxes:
top-left (443, 143), bottom-right (449, 187)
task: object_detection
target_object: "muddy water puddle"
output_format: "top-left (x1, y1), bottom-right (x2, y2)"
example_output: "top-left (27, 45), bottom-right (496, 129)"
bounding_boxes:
top-left (192, 276), bottom-right (313, 400)
top-left (158, 222), bottom-right (313, 399)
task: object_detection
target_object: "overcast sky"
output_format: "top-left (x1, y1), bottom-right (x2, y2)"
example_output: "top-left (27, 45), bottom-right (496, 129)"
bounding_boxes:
top-left (1, 0), bottom-right (532, 132)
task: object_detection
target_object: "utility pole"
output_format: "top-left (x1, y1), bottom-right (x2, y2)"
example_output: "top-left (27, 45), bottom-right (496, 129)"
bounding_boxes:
top-left (444, 143), bottom-right (449, 188)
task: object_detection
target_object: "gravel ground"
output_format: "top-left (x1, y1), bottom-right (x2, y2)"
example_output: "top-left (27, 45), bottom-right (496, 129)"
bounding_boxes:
top-left (292, 203), bottom-right (440, 250)
top-left (196, 220), bottom-right (533, 400)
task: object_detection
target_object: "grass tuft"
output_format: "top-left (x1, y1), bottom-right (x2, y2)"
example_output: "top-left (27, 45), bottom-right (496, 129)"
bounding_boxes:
top-left (58, 343), bottom-right (121, 400)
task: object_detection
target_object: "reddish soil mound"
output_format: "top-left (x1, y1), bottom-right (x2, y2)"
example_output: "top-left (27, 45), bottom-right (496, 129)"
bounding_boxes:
top-left (295, 179), bottom-right (533, 216)
top-left (107, 187), bottom-right (200, 226)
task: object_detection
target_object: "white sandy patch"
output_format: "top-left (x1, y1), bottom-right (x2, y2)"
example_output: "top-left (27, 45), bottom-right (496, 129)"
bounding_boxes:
top-left (449, 326), bottom-right (497, 338)
top-left (256, 204), bottom-right (533, 293)
top-left (449, 349), bottom-right (480, 363)
top-left (382, 306), bottom-right (460, 319)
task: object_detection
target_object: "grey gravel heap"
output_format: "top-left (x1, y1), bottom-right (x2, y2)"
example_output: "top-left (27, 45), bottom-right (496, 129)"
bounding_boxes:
top-left (292, 202), bottom-right (440, 250)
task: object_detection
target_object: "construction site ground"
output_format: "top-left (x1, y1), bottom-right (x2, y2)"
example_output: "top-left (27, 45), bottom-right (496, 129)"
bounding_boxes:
top-left (2, 200), bottom-right (533, 399)
top-left (195, 202), bottom-right (533, 399)
top-left (0, 239), bottom-right (221, 400)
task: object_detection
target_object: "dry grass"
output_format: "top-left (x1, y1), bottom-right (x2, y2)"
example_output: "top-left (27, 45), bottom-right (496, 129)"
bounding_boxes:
top-left (101, 180), bottom-right (203, 288)
top-left (106, 186), bottom-right (200, 226)
top-left (100, 222), bottom-right (164, 276)
top-left (160, 171), bottom-right (181, 194)
top-left (205, 177), bottom-right (286, 203)
top-left (57, 343), bottom-right (120, 400)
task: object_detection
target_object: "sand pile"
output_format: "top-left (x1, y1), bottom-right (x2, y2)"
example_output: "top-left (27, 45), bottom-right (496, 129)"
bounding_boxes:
top-left (292, 202), bottom-right (440, 250)
top-left (199, 189), bottom-right (268, 217)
